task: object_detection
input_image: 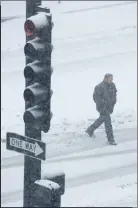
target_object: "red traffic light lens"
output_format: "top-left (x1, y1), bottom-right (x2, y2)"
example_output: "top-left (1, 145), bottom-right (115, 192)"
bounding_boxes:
top-left (24, 20), bottom-right (35, 36)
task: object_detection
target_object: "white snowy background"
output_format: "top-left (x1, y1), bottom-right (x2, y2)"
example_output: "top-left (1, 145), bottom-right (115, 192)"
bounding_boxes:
top-left (1, 1), bottom-right (137, 207)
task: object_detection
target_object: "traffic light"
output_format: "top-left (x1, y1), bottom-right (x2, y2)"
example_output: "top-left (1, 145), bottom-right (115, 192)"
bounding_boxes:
top-left (23, 11), bottom-right (53, 133)
top-left (31, 179), bottom-right (61, 207)
top-left (41, 171), bottom-right (65, 195)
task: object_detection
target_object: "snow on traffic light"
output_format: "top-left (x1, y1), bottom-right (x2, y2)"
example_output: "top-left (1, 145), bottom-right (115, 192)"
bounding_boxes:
top-left (23, 11), bottom-right (53, 133)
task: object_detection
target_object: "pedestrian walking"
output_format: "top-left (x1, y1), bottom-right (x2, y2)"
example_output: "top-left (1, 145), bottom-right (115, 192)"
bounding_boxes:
top-left (86, 73), bottom-right (117, 145)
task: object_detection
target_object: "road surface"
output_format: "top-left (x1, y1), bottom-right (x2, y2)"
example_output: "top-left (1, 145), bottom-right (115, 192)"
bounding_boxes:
top-left (1, 128), bottom-right (137, 206)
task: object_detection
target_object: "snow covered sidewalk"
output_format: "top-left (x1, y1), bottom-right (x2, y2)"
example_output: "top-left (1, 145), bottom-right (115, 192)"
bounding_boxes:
top-left (1, 127), bottom-right (137, 163)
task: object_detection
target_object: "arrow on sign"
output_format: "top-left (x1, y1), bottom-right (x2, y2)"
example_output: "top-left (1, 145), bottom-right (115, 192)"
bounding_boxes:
top-left (35, 142), bottom-right (43, 156)
top-left (6, 133), bottom-right (46, 161)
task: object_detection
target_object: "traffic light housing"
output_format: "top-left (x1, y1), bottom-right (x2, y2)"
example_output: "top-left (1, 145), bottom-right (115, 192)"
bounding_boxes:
top-left (41, 171), bottom-right (65, 195)
top-left (23, 11), bottom-right (53, 133)
top-left (31, 179), bottom-right (61, 207)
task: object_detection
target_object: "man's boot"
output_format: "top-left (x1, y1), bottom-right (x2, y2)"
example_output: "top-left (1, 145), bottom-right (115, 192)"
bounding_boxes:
top-left (108, 139), bottom-right (117, 145)
top-left (85, 128), bottom-right (95, 138)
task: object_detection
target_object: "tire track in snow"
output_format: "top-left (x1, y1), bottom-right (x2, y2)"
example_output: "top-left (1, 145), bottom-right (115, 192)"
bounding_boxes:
top-left (1, 163), bottom-right (136, 205)
top-left (1, 138), bottom-right (136, 169)
top-left (43, 148), bottom-right (137, 164)
top-left (62, 1), bottom-right (136, 14)
top-left (1, 139), bottom-right (136, 204)
top-left (67, 163), bottom-right (136, 188)
top-left (1, 15), bottom-right (23, 23)
top-left (54, 50), bottom-right (136, 67)
top-left (54, 25), bottom-right (136, 47)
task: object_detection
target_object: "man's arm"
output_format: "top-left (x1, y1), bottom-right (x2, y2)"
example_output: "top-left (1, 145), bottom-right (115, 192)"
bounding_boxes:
top-left (93, 86), bottom-right (107, 107)
top-left (112, 83), bottom-right (117, 105)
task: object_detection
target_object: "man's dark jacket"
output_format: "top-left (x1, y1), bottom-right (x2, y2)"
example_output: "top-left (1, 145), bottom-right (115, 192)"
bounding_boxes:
top-left (93, 81), bottom-right (117, 114)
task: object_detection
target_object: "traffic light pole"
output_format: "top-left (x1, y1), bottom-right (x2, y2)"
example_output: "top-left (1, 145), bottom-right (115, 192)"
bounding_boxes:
top-left (23, 1), bottom-right (65, 207)
top-left (23, 127), bottom-right (41, 207)
top-left (23, 1), bottom-right (42, 207)
top-left (26, 0), bottom-right (41, 19)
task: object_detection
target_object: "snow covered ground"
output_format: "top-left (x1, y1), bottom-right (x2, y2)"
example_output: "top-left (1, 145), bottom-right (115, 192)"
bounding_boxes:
top-left (1, 1), bottom-right (137, 207)
top-left (1, 0), bottom-right (137, 155)
top-left (1, 139), bottom-right (137, 206)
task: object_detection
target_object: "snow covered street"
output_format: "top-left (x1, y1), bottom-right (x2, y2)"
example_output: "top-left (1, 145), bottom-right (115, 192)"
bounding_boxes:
top-left (1, 1), bottom-right (137, 207)
top-left (1, 137), bottom-right (137, 206)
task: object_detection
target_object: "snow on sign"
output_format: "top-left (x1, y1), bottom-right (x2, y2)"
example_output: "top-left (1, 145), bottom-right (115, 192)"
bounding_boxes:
top-left (6, 132), bottom-right (46, 161)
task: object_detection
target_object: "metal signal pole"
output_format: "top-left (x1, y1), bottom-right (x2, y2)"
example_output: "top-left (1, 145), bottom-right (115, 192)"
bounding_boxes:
top-left (24, 1), bottom-right (42, 206)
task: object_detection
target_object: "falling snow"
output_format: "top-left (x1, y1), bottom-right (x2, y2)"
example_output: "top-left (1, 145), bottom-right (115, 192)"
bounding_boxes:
top-left (1, 1), bottom-right (137, 207)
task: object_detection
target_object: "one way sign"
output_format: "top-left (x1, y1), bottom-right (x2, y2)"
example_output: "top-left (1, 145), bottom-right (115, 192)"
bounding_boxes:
top-left (6, 132), bottom-right (46, 161)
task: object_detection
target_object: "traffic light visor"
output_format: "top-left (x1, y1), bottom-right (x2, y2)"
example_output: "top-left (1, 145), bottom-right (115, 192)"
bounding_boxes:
top-left (24, 20), bottom-right (35, 36)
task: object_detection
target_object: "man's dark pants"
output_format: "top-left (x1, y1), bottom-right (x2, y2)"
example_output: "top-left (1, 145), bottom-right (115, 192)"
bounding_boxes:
top-left (88, 110), bottom-right (114, 141)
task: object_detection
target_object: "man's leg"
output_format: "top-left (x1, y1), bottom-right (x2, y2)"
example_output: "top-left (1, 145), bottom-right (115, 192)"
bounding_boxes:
top-left (104, 112), bottom-right (115, 142)
top-left (87, 113), bottom-right (105, 136)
